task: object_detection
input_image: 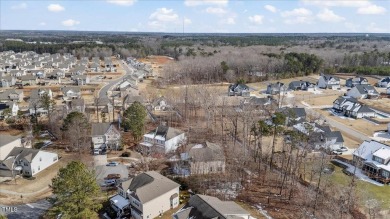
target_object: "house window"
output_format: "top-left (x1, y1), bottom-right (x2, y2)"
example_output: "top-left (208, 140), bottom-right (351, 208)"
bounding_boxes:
top-left (38, 166), bottom-right (40, 171)
top-left (382, 171), bottom-right (390, 179)
top-left (24, 163), bottom-right (28, 166)
top-left (40, 157), bottom-right (42, 162)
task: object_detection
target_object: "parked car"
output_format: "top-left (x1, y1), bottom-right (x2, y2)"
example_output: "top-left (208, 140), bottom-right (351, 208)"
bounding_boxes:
top-left (332, 150), bottom-right (342, 155)
top-left (339, 147), bottom-right (348, 152)
top-left (106, 162), bottom-right (119, 166)
top-left (93, 149), bottom-right (100, 155)
top-left (105, 173), bottom-right (121, 180)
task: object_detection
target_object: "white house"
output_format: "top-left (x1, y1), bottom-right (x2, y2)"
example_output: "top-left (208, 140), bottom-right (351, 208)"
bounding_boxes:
top-left (353, 140), bottom-right (390, 184)
top-left (0, 135), bottom-right (22, 160)
top-left (110, 171), bottom-right (180, 219)
top-left (61, 86), bottom-right (81, 100)
top-left (318, 74), bottom-right (340, 89)
top-left (91, 123), bottom-right (121, 150)
top-left (378, 77), bottom-right (390, 87)
top-left (29, 88), bottom-right (53, 101)
top-left (172, 194), bottom-right (251, 219)
top-left (346, 85), bottom-right (379, 99)
top-left (0, 147), bottom-right (58, 177)
top-left (139, 126), bottom-right (186, 154)
top-left (333, 96), bottom-right (376, 119)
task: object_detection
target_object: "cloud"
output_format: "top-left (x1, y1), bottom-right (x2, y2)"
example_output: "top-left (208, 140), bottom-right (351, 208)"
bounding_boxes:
top-left (150, 8), bottom-right (179, 22)
top-left (317, 9), bottom-right (345, 22)
top-left (107, 0), bottom-right (137, 6)
top-left (62, 19), bottom-right (80, 27)
top-left (281, 8), bottom-right (312, 17)
top-left (11, 3), bottom-right (27, 10)
top-left (357, 5), bottom-right (386, 15)
top-left (39, 22), bottom-right (46, 26)
top-left (281, 8), bottom-right (313, 24)
top-left (264, 5), bottom-right (277, 13)
top-left (48, 4), bottom-right (65, 12)
top-left (184, 18), bottom-right (192, 25)
top-left (302, 0), bottom-right (371, 8)
top-left (248, 15), bottom-right (264, 24)
top-left (184, 0), bottom-right (228, 7)
top-left (223, 17), bottom-right (236, 25)
top-left (344, 22), bottom-right (360, 32)
top-left (205, 7), bottom-right (227, 15)
top-left (366, 22), bottom-right (386, 32)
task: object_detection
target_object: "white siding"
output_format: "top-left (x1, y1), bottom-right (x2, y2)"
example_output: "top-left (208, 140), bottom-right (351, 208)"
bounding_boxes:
top-left (164, 133), bottom-right (186, 153)
top-left (30, 151), bottom-right (58, 176)
top-left (142, 187), bottom-right (179, 219)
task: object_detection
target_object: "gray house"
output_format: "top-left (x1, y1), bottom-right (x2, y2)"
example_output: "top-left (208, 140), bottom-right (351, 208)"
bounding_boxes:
top-left (228, 84), bottom-right (250, 96)
top-left (173, 194), bottom-right (251, 219)
top-left (346, 84), bottom-right (379, 99)
top-left (91, 123), bottom-right (121, 150)
top-left (346, 77), bottom-right (368, 87)
top-left (266, 82), bottom-right (287, 95)
top-left (333, 96), bottom-right (376, 118)
top-left (288, 80), bottom-right (315, 91)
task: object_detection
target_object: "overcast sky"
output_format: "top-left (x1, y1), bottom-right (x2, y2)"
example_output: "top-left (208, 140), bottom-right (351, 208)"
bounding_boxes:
top-left (1, 0), bottom-right (389, 33)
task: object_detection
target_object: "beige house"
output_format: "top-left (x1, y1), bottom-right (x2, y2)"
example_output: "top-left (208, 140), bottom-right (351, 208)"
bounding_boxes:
top-left (174, 141), bottom-right (226, 176)
top-left (0, 135), bottom-right (22, 160)
top-left (110, 171), bottom-right (180, 219)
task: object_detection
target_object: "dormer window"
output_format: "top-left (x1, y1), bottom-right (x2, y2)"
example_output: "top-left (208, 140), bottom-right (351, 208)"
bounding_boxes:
top-left (373, 156), bottom-right (384, 164)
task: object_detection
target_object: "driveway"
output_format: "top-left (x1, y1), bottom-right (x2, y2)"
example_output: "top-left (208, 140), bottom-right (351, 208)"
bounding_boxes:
top-left (95, 164), bottom-right (128, 184)
top-left (98, 61), bottom-right (134, 99)
top-left (94, 154), bottom-right (108, 166)
top-left (2, 199), bottom-right (52, 219)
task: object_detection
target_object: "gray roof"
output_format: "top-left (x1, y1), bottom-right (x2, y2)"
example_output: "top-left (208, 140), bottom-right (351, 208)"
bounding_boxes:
top-left (322, 74), bottom-right (340, 82)
top-left (189, 142), bottom-right (225, 162)
top-left (91, 122), bottom-right (114, 136)
top-left (176, 194), bottom-right (250, 219)
top-left (0, 134), bottom-right (21, 148)
top-left (30, 88), bottom-right (51, 100)
top-left (149, 126), bottom-right (184, 141)
top-left (20, 75), bottom-right (37, 81)
top-left (126, 171), bottom-right (180, 204)
top-left (279, 107), bottom-right (306, 118)
top-left (5, 147), bottom-right (39, 162)
top-left (354, 84), bottom-right (378, 95)
top-left (61, 86), bottom-right (81, 93)
top-left (326, 131), bottom-right (344, 143)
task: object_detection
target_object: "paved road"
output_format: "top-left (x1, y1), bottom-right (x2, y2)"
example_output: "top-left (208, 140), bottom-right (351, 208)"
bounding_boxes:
top-left (98, 61), bottom-right (134, 98)
top-left (2, 199), bottom-right (52, 219)
top-left (95, 164), bottom-right (128, 185)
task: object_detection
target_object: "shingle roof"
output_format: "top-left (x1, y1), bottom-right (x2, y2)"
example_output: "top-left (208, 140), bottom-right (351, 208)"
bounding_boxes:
top-left (189, 142), bottom-right (225, 162)
top-left (126, 171), bottom-right (180, 204)
top-left (0, 134), bottom-right (21, 148)
top-left (6, 147), bottom-right (40, 162)
top-left (91, 123), bottom-right (112, 136)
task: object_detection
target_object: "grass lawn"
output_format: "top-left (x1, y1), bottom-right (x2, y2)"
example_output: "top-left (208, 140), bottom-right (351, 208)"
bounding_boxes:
top-left (331, 166), bottom-right (390, 209)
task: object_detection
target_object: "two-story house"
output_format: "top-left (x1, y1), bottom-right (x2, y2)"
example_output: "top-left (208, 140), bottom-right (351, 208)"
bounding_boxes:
top-left (288, 80), bottom-right (315, 91)
top-left (172, 194), bottom-right (251, 219)
top-left (29, 88), bottom-right (53, 101)
top-left (333, 96), bottom-right (376, 118)
top-left (318, 74), bottom-right (340, 89)
top-left (378, 77), bottom-right (390, 87)
top-left (174, 141), bottom-right (226, 176)
top-left (0, 89), bottom-right (24, 102)
top-left (228, 83), bottom-right (250, 96)
top-left (346, 84), bottom-right (379, 99)
top-left (266, 82), bottom-right (288, 95)
top-left (110, 171), bottom-right (180, 219)
top-left (0, 134), bottom-right (22, 160)
top-left (0, 147), bottom-right (58, 177)
top-left (353, 141), bottom-right (390, 184)
top-left (139, 126), bottom-right (186, 154)
top-left (346, 77), bottom-right (369, 87)
top-left (91, 123), bottom-right (121, 150)
top-left (61, 86), bottom-right (81, 101)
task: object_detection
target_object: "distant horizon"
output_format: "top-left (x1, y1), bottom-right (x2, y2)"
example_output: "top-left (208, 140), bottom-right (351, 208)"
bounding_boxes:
top-left (1, 0), bottom-right (389, 33)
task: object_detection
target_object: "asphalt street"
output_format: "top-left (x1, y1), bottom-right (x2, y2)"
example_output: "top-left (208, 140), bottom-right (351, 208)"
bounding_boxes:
top-left (2, 199), bottom-right (52, 219)
top-left (98, 61), bottom-right (134, 98)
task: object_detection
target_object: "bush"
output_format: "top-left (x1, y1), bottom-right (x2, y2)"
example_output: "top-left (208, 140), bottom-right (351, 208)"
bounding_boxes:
top-left (121, 152), bottom-right (131, 157)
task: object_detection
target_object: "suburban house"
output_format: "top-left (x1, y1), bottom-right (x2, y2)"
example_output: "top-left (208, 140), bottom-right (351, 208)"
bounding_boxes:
top-left (288, 80), bottom-right (315, 91)
top-left (0, 89), bottom-right (24, 102)
top-left (110, 171), bottom-right (180, 219)
top-left (0, 134), bottom-right (22, 160)
top-left (293, 122), bottom-right (344, 150)
top-left (238, 96), bottom-right (276, 113)
top-left (19, 75), bottom-right (38, 86)
top-left (61, 86), bottom-right (81, 100)
top-left (378, 77), bottom-right (390, 87)
top-left (91, 123), bottom-right (121, 150)
top-left (278, 107), bottom-right (306, 125)
top-left (29, 88), bottom-right (53, 101)
top-left (228, 84), bottom-right (250, 96)
top-left (72, 75), bottom-right (90, 85)
top-left (346, 84), bottom-right (379, 99)
top-left (0, 147), bottom-right (58, 177)
top-left (353, 141), bottom-right (390, 184)
top-left (317, 74), bottom-right (340, 89)
top-left (0, 75), bottom-right (16, 87)
top-left (90, 63), bottom-right (100, 72)
top-left (123, 95), bottom-right (144, 110)
top-left (139, 126), bottom-right (186, 154)
top-left (150, 97), bottom-right (172, 111)
top-left (173, 141), bottom-right (226, 176)
top-left (333, 96), bottom-right (376, 118)
top-left (64, 98), bottom-right (85, 113)
top-left (172, 194), bottom-right (251, 219)
top-left (0, 101), bottom-right (19, 117)
top-left (346, 77), bottom-right (369, 87)
top-left (266, 82), bottom-right (287, 95)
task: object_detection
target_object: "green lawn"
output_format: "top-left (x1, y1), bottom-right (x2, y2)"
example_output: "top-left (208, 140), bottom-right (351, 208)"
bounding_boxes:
top-left (331, 167), bottom-right (390, 209)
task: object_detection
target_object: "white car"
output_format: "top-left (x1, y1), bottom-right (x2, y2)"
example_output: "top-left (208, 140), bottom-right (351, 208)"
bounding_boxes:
top-left (106, 162), bottom-right (119, 166)
top-left (339, 147), bottom-right (348, 152)
top-left (93, 149), bottom-right (100, 155)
